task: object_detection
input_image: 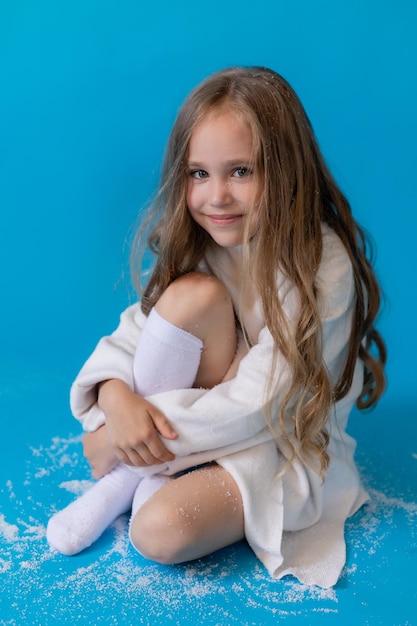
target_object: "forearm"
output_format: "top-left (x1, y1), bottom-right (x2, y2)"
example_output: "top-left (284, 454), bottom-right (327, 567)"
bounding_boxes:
top-left (97, 378), bottom-right (140, 416)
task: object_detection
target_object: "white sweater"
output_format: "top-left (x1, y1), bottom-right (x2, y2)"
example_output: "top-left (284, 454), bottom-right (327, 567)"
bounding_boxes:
top-left (70, 226), bottom-right (368, 588)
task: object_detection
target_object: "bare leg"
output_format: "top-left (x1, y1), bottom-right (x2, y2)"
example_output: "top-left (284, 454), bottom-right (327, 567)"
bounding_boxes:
top-left (130, 273), bottom-right (243, 562)
top-left (130, 464), bottom-right (244, 564)
top-left (155, 272), bottom-right (237, 389)
top-left (47, 272), bottom-right (237, 556)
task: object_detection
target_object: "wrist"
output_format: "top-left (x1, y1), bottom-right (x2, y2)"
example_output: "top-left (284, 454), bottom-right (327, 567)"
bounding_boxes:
top-left (97, 379), bottom-right (133, 413)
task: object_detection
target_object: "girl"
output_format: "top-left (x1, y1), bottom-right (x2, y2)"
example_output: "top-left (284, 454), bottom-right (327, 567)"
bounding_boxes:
top-left (47, 66), bottom-right (386, 588)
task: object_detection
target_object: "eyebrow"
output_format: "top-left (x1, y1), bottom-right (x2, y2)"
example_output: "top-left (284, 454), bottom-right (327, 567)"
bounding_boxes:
top-left (187, 158), bottom-right (253, 168)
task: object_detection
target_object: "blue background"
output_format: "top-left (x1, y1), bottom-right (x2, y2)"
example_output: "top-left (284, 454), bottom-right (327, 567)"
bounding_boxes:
top-left (0, 1), bottom-right (416, 625)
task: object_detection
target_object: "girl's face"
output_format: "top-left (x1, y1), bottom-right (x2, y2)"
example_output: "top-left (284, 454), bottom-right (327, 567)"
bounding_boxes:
top-left (186, 109), bottom-right (260, 249)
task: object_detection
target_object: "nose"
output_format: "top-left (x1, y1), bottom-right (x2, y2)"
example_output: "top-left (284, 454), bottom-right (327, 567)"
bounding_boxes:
top-left (209, 178), bottom-right (233, 208)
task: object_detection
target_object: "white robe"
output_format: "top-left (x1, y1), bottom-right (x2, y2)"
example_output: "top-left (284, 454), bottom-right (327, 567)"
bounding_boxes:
top-left (70, 226), bottom-right (368, 588)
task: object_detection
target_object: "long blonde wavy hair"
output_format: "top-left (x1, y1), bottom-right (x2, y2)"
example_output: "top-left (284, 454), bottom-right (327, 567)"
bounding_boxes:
top-left (131, 66), bottom-right (386, 476)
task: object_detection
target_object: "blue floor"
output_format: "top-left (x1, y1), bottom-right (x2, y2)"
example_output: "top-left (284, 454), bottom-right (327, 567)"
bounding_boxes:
top-left (1, 1), bottom-right (416, 623)
top-left (0, 357), bottom-right (416, 626)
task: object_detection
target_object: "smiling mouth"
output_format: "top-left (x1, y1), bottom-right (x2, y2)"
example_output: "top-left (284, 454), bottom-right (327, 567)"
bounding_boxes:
top-left (207, 214), bottom-right (243, 226)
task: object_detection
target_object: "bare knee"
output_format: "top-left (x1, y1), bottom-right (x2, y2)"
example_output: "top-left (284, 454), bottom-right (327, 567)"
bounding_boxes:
top-left (130, 500), bottom-right (196, 565)
top-left (155, 272), bottom-right (237, 388)
top-left (130, 466), bottom-right (244, 564)
top-left (155, 272), bottom-right (234, 336)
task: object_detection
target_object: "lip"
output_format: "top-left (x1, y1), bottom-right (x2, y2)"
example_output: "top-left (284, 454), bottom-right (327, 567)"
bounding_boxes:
top-left (207, 214), bottom-right (243, 226)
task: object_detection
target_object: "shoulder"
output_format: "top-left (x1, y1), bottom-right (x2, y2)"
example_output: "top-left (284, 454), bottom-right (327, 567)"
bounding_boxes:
top-left (105, 302), bottom-right (149, 344)
top-left (316, 224), bottom-right (355, 321)
top-left (319, 223), bottom-right (351, 269)
top-left (118, 301), bottom-right (147, 327)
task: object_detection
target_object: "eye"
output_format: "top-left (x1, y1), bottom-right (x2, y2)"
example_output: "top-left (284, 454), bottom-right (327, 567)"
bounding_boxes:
top-left (232, 167), bottom-right (251, 178)
top-left (190, 169), bottom-right (209, 180)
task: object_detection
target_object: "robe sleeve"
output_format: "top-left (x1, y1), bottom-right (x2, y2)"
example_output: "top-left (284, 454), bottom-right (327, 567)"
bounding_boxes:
top-left (69, 304), bottom-right (148, 431)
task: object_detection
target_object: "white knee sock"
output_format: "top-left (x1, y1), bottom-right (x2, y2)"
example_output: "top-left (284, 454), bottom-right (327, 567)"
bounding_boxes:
top-left (47, 307), bottom-right (202, 555)
top-left (133, 307), bottom-right (203, 395)
top-left (131, 474), bottom-right (173, 517)
top-left (46, 464), bottom-right (141, 555)
top-left (128, 474), bottom-right (173, 555)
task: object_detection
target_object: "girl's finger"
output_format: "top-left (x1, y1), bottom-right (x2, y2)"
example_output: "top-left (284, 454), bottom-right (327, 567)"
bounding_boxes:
top-left (141, 423), bottom-right (176, 462)
top-left (151, 410), bottom-right (178, 440)
top-left (117, 443), bottom-right (170, 467)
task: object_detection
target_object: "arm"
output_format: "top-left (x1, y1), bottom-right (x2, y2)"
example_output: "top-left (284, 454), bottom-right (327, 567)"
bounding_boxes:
top-left (71, 286), bottom-right (296, 457)
top-left (71, 229), bottom-right (358, 460)
top-left (72, 305), bottom-right (178, 471)
top-left (70, 303), bottom-right (146, 432)
top-left (97, 378), bottom-right (178, 466)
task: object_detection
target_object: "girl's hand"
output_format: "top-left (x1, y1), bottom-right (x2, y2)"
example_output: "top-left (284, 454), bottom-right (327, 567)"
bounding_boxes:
top-left (98, 379), bottom-right (178, 467)
top-left (82, 425), bottom-right (119, 479)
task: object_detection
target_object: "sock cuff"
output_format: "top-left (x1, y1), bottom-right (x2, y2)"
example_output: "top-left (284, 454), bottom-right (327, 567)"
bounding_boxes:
top-left (144, 308), bottom-right (203, 353)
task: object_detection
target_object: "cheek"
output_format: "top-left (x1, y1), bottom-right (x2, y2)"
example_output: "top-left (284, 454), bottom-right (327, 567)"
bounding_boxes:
top-left (186, 183), bottom-right (193, 207)
top-left (242, 182), bottom-right (260, 207)
top-left (186, 193), bottom-right (194, 215)
top-left (186, 185), bottom-right (201, 213)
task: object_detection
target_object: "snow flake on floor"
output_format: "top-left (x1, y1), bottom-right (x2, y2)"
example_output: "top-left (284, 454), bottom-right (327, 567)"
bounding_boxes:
top-left (0, 433), bottom-right (416, 625)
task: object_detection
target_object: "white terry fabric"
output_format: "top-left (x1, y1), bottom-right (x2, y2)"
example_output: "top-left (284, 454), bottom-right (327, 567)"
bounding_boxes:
top-left (69, 225), bottom-right (368, 588)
